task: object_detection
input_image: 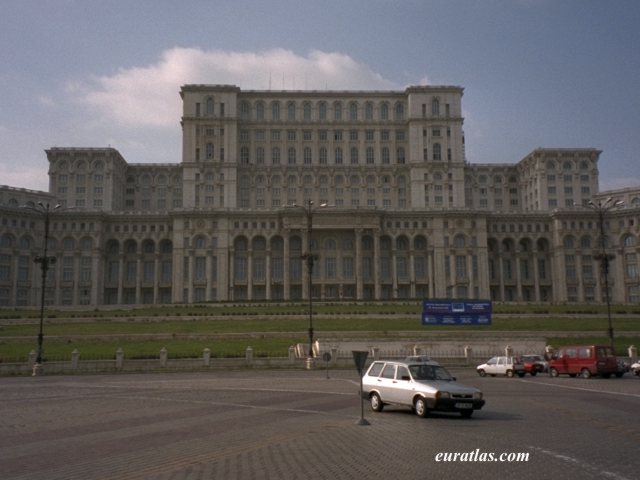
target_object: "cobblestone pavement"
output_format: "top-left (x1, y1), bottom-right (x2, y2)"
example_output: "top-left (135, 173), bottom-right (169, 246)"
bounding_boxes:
top-left (1, 368), bottom-right (638, 479)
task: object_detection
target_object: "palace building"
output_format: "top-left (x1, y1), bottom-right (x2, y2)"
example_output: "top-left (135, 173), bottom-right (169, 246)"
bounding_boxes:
top-left (1, 84), bottom-right (639, 307)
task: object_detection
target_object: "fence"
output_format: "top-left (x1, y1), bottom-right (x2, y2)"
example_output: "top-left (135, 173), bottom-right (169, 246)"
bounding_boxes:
top-left (2, 343), bottom-right (636, 376)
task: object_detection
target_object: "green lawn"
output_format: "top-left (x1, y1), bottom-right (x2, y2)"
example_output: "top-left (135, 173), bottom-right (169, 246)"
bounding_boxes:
top-left (1, 303), bottom-right (639, 362)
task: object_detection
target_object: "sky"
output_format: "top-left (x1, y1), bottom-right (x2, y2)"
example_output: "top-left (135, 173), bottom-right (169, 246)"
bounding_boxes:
top-left (1, 0), bottom-right (639, 193)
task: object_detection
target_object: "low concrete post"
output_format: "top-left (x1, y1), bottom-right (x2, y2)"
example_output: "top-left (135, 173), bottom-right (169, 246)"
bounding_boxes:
top-left (71, 349), bottom-right (80, 369)
top-left (629, 345), bottom-right (638, 362)
top-left (331, 346), bottom-right (338, 366)
top-left (115, 348), bottom-right (124, 370)
top-left (288, 346), bottom-right (296, 364)
top-left (160, 347), bottom-right (168, 367)
top-left (28, 350), bottom-right (36, 370)
top-left (413, 345), bottom-right (422, 356)
top-left (464, 345), bottom-right (473, 365)
top-left (203, 348), bottom-right (211, 367)
top-left (545, 345), bottom-right (554, 360)
top-left (246, 346), bottom-right (254, 366)
top-left (371, 346), bottom-right (379, 361)
top-left (505, 345), bottom-right (513, 357)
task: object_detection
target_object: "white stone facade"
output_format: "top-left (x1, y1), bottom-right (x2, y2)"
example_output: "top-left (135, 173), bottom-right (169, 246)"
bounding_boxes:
top-left (1, 84), bottom-right (639, 306)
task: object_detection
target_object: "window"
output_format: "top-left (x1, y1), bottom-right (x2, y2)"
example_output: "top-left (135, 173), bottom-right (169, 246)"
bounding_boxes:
top-left (432, 98), bottom-right (440, 116)
top-left (349, 102), bottom-right (358, 120)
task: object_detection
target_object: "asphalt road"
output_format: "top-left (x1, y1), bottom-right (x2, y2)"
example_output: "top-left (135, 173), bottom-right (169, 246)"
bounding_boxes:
top-left (0, 368), bottom-right (638, 480)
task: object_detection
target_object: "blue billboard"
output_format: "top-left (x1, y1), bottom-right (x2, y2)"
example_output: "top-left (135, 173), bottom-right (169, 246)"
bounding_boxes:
top-left (421, 299), bottom-right (492, 326)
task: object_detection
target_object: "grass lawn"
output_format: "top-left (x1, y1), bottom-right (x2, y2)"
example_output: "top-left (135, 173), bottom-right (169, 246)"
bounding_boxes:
top-left (1, 302), bottom-right (639, 361)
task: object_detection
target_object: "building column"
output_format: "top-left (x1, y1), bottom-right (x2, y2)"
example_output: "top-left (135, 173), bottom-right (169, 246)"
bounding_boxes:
top-left (355, 229), bottom-right (363, 299)
top-left (373, 232), bottom-right (381, 300)
top-left (247, 248), bottom-right (253, 301)
top-left (515, 251), bottom-right (522, 302)
top-left (135, 257), bottom-right (142, 304)
top-left (283, 233), bottom-right (290, 300)
top-left (266, 249), bottom-right (272, 300)
top-left (533, 251), bottom-right (540, 302)
top-left (117, 254), bottom-right (124, 304)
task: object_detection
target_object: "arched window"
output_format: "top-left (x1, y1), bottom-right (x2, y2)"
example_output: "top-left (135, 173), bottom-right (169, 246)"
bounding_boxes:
top-left (303, 147), bottom-right (312, 165)
top-left (350, 147), bottom-right (359, 164)
top-left (453, 234), bottom-right (466, 249)
top-left (287, 147), bottom-right (296, 165)
top-left (334, 102), bottom-right (342, 120)
top-left (380, 103), bottom-right (389, 120)
top-left (396, 147), bottom-right (405, 164)
top-left (240, 101), bottom-right (250, 120)
top-left (206, 143), bottom-right (214, 159)
top-left (256, 101), bottom-right (265, 120)
top-left (271, 147), bottom-right (280, 165)
top-left (287, 102), bottom-right (296, 120)
top-left (335, 147), bottom-right (343, 164)
top-left (240, 146), bottom-right (250, 165)
top-left (206, 97), bottom-right (214, 115)
top-left (365, 102), bottom-right (374, 120)
top-left (318, 102), bottom-right (327, 120)
top-left (394, 103), bottom-right (404, 120)
top-left (303, 102), bottom-right (312, 121)
top-left (319, 147), bottom-right (327, 165)
top-left (271, 102), bottom-right (280, 120)
top-left (366, 146), bottom-right (374, 164)
top-left (349, 102), bottom-right (358, 121)
top-left (381, 147), bottom-right (390, 164)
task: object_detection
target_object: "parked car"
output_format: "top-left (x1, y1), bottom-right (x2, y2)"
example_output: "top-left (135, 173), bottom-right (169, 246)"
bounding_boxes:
top-left (476, 356), bottom-right (525, 377)
top-left (362, 359), bottom-right (485, 418)
top-left (631, 361), bottom-right (640, 376)
top-left (616, 358), bottom-right (630, 378)
top-left (518, 355), bottom-right (546, 376)
top-left (548, 345), bottom-right (617, 379)
top-left (520, 354), bottom-right (548, 373)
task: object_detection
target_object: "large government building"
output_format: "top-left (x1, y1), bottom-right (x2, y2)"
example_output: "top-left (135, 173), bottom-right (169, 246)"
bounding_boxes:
top-left (1, 84), bottom-right (639, 307)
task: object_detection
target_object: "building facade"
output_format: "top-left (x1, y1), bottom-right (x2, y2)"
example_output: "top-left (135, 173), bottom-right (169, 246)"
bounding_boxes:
top-left (1, 84), bottom-right (639, 307)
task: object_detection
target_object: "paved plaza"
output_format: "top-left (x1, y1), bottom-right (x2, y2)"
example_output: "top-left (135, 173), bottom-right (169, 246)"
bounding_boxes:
top-left (1, 368), bottom-right (638, 479)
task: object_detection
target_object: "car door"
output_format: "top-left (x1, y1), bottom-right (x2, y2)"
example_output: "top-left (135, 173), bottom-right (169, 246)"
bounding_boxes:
top-left (484, 357), bottom-right (499, 375)
top-left (376, 363), bottom-right (397, 402)
top-left (496, 357), bottom-right (507, 375)
top-left (389, 365), bottom-right (413, 406)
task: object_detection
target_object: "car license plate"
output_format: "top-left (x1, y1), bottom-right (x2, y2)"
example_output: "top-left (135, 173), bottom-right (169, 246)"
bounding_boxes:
top-left (455, 402), bottom-right (473, 409)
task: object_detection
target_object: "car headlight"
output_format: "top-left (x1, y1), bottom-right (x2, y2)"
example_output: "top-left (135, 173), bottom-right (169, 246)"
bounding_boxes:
top-left (437, 391), bottom-right (451, 400)
top-left (473, 392), bottom-right (483, 400)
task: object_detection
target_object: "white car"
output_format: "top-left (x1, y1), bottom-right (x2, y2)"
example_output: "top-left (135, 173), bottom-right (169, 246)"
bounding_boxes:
top-left (362, 359), bottom-right (485, 418)
top-left (476, 356), bottom-right (525, 377)
top-left (631, 361), bottom-right (640, 376)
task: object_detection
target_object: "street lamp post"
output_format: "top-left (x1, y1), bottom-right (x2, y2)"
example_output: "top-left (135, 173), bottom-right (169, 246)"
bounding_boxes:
top-left (582, 197), bottom-right (623, 351)
top-left (289, 200), bottom-right (327, 368)
top-left (23, 202), bottom-right (60, 375)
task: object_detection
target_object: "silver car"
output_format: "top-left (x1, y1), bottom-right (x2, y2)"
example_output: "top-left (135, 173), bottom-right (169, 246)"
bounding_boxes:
top-left (362, 359), bottom-right (485, 418)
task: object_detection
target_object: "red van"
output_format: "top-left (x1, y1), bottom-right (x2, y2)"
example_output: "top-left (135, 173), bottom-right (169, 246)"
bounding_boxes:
top-left (549, 345), bottom-right (617, 378)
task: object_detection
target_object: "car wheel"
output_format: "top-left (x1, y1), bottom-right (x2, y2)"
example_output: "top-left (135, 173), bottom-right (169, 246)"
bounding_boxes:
top-left (530, 371), bottom-right (537, 376)
top-left (550, 368), bottom-right (559, 377)
top-left (414, 397), bottom-right (429, 418)
top-left (370, 393), bottom-right (384, 412)
top-left (581, 368), bottom-right (591, 379)
top-left (460, 410), bottom-right (473, 419)
top-left (478, 369), bottom-right (486, 377)
top-left (506, 370), bottom-right (514, 378)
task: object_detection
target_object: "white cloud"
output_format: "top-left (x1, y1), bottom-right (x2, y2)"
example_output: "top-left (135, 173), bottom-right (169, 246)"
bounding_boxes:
top-left (77, 48), bottom-right (398, 129)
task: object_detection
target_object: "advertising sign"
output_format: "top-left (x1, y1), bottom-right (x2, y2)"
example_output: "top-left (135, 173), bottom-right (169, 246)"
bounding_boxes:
top-left (421, 299), bottom-right (492, 326)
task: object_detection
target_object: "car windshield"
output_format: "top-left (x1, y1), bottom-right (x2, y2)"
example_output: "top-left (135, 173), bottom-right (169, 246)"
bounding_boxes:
top-left (409, 365), bottom-right (454, 381)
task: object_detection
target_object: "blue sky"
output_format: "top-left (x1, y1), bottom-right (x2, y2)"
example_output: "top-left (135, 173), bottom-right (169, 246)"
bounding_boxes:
top-left (1, 0), bottom-right (639, 192)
